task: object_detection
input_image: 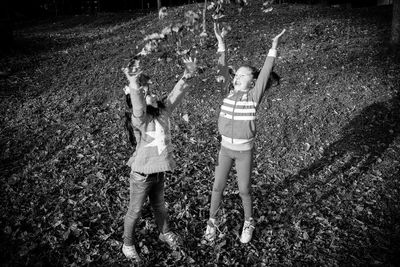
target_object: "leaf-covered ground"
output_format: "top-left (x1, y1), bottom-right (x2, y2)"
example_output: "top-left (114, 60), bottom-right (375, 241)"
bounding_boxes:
top-left (1, 1), bottom-right (400, 266)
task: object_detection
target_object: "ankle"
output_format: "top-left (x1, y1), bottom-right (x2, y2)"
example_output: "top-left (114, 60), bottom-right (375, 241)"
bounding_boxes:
top-left (245, 217), bottom-right (254, 223)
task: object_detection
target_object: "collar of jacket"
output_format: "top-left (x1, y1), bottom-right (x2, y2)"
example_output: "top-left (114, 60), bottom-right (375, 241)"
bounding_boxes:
top-left (230, 90), bottom-right (247, 96)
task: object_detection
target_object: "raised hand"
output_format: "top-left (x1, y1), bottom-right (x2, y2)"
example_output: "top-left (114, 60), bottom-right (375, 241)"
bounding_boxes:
top-left (214, 23), bottom-right (228, 52)
top-left (214, 22), bottom-right (224, 43)
top-left (182, 56), bottom-right (197, 79)
top-left (122, 66), bottom-right (143, 90)
top-left (214, 23), bottom-right (229, 41)
top-left (271, 29), bottom-right (286, 50)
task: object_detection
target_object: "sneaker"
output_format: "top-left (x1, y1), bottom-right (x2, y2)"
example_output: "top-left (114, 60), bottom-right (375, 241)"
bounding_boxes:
top-left (122, 244), bottom-right (141, 261)
top-left (159, 231), bottom-right (181, 249)
top-left (204, 219), bottom-right (217, 242)
top-left (240, 219), bottom-right (255, 244)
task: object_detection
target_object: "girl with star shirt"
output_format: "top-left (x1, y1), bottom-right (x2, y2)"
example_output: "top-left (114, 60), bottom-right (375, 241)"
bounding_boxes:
top-left (121, 56), bottom-right (196, 262)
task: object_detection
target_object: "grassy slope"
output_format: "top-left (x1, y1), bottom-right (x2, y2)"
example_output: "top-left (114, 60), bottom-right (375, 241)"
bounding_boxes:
top-left (1, 1), bottom-right (400, 266)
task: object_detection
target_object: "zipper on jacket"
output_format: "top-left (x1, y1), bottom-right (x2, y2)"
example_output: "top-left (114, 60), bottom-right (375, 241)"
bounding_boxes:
top-left (231, 93), bottom-right (240, 143)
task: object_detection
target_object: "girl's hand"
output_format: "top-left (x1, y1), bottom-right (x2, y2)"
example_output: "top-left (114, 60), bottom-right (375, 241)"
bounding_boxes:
top-left (214, 23), bottom-right (227, 52)
top-left (271, 29), bottom-right (286, 50)
top-left (214, 22), bottom-right (224, 43)
top-left (122, 67), bottom-right (143, 90)
top-left (182, 56), bottom-right (197, 79)
top-left (214, 23), bottom-right (229, 41)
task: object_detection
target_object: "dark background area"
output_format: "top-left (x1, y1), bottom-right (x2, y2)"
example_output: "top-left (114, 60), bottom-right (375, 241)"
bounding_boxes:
top-left (0, 0), bottom-right (389, 19)
top-left (0, 0), bottom-right (395, 55)
top-left (0, 0), bottom-right (394, 70)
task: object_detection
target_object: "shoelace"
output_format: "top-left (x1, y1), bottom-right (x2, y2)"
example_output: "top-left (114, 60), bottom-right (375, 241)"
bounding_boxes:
top-left (123, 245), bottom-right (138, 256)
top-left (243, 222), bottom-right (255, 232)
top-left (126, 247), bottom-right (136, 253)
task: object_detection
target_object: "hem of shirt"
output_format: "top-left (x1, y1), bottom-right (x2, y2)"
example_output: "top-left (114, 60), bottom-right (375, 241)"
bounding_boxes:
top-left (221, 140), bottom-right (254, 151)
top-left (127, 157), bottom-right (176, 174)
top-left (130, 163), bottom-right (175, 174)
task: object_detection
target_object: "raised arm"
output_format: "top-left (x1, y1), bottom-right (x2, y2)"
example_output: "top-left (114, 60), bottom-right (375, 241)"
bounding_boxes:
top-left (214, 23), bottom-right (230, 94)
top-left (252, 29), bottom-right (286, 106)
top-left (122, 66), bottom-right (147, 120)
top-left (165, 56), bottom-right (197, 114)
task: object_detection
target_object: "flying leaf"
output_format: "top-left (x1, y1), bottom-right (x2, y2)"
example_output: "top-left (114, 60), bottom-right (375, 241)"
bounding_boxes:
top-left (143, 33), bottom-right (165, 41)
top-left (172, 24), bottom-right (183, 33)
top-left (212, 13), bottom-right (225, 20)
top-left (262, 7), bottom-right (273, 13)
top-left (182, 114), bottom-right (189, 123)
top-left (184, 10), bottom-right (200, 25)
top-left (199, 31), bottom-right (208, 37)
top-left (161, 26), bottom-right (172, 35)
top-left (176, 49), bottom-right (190, 56)
top-left (158, 7), bottom-right (168, 20)
top-left (263, 0), bottom-right (273, 6)
top-left (207, 2), bottom-right (216, 10)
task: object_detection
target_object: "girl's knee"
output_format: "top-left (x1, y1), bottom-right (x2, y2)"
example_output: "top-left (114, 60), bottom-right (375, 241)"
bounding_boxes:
top-left (151, 202), bottom-right (167, 213)
top-left (212, 184), bottom-right (225, 194)
top-left (125, 206), bottom-right (142, 220)
top-left (239, 189), bottom-right (251, 198)
top-left (212, 177), bottom-right (227, 193)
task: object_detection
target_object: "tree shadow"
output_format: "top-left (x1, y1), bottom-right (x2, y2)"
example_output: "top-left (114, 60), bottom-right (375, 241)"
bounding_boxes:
top-left (279, 91), bottom-right (400, 198)
top-left (268, 91), bottom-right (400, 264)
top-left (342, 167), bottom-right (400, 265)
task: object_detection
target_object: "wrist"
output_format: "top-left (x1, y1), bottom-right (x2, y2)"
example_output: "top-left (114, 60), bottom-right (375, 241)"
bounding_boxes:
top-left (217, 42), bottom-right (225, 52)
top-left (268, 49), bottom-right (277, 57)
top-left (181, 74), bottom-right (193, 82)
top-left (129, 85), bottom-right (140, 92)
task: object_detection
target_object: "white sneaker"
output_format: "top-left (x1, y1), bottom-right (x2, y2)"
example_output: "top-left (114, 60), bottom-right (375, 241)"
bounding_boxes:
top-left (122, 244), bottom-right (141, 261)
top-left (204, 219), bottom-right (217, 242)
top-left (240, 219), bottom-right (255, 244)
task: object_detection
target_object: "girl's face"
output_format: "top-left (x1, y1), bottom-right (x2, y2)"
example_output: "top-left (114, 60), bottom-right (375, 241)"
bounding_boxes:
top-left (144, 86), bottom-right (158, 108)
top-left (233, 67), bottom-right (254, 92)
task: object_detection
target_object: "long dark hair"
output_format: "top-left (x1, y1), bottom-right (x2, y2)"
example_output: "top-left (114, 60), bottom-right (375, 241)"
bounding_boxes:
top-left (125, 94), bottom-right (166, 118)
top-left (146, 100), bottom-right (166, 117)
top-left (124, 94), bottom-right (166, 148)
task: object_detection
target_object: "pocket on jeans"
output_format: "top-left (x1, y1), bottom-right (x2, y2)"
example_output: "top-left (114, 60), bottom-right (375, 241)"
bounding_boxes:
top-left (131, 172), bottom-right (148, 182)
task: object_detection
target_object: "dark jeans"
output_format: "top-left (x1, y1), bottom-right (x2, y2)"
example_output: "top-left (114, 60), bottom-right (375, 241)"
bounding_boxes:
top-left (123, 172), bottom-right (169, 246)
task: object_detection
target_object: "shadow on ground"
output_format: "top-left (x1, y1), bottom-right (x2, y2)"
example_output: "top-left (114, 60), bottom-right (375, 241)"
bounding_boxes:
top-left (262, 91), bottom-right (400, 264)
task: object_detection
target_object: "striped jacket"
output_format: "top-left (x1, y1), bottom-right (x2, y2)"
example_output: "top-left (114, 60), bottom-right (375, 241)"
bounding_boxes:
top-left (217, 50), bottom-right (276, 151)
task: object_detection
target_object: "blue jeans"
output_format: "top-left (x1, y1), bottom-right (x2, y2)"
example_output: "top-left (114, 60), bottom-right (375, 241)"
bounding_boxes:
top-left (123, 172), bottom-right (169, 246)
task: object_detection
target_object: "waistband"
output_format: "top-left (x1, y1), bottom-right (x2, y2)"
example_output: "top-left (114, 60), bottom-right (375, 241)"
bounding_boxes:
top-left (221, 139), bottom-right (254, 151)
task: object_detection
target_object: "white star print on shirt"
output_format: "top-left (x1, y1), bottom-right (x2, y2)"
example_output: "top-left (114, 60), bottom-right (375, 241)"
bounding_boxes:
top-left (145, 119), bottom-right (167, 155)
